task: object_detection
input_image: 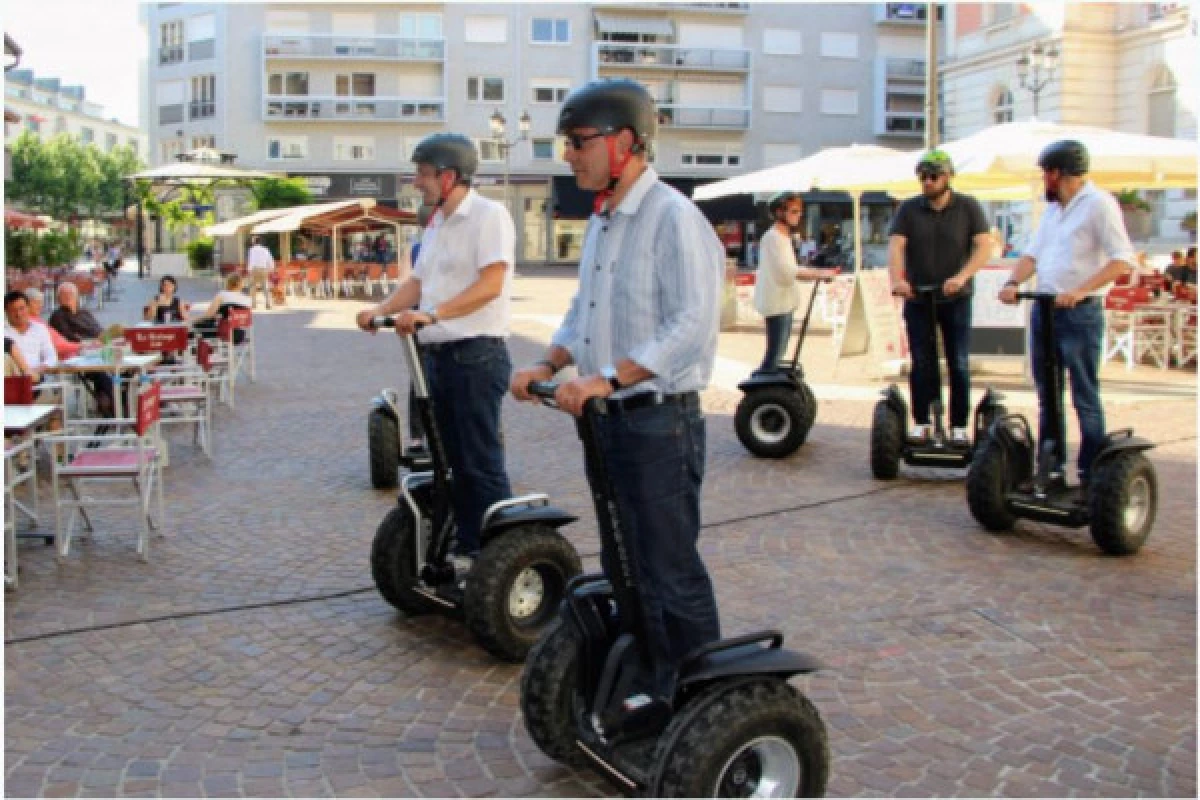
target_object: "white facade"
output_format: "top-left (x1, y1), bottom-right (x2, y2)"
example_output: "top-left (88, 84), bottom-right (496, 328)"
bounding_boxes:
top-left (941, 1), bottom-right (1196, 249)
top-left (3, 70), bottom-right (146, 157)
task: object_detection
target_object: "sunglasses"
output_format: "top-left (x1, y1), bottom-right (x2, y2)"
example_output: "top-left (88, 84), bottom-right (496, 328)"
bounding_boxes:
top-left (917, 171), bottom-right (945, 183)
top-left (563, 131), bottom-right (606, 150)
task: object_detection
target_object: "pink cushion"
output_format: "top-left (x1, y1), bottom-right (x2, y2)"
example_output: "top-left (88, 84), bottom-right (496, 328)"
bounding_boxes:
top-left (59, 448), bottom-right (156, 475)
top-left (160, 386), bottom-right (206, 402)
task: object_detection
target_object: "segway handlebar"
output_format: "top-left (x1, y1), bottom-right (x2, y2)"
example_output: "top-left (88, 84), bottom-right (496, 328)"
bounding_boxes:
top-left (891, 283), bottom-right (943, 298)
top-left (1016, 291), bottom-right (1059, 301)
top-left (527, 381), bottom-right (559, 401)
top-left (369, 316), bottom-right (427, 331)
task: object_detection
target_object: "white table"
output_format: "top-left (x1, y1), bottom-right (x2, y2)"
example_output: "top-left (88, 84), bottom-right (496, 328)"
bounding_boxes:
top-left (5, 403), bottom-right (59, 589)
top-left (45, 353), bottom-right (161, 418)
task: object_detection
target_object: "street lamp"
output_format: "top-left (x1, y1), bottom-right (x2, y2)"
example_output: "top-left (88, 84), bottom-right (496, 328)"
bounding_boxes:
top-left (1015, 41), bottom-right (1059, 118)
top-left (489, 109), bottom-right (531, 217)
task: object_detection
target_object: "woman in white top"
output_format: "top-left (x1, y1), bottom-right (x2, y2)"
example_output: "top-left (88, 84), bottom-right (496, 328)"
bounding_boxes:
top-left (192, 273), bottom-right (252, 343)
top-left (752, 192), bottom-right (837, 373)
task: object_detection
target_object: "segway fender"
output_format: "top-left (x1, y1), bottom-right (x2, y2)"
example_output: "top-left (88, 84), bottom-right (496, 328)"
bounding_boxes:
top-left (677, 630), bottom-right (821, 691)
top-left (881, 384), bottom-right (908, 417)
top-left (481, 504), bottom-right (579, 540)
top-left (1092, 431), bottom-right (1155, 470)
top-left (737, 371), bottom-right (800, 392)
top-left (370, 390), bottom-right (401, 423)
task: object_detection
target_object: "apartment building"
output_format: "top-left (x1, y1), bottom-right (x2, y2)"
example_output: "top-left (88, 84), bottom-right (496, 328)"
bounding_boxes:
top-left (940, 1), bottom-right (1196, 247)
top-left (143, 2), bottom-right (934, 265)
top-left (3, 69), bottom-right (146, 157)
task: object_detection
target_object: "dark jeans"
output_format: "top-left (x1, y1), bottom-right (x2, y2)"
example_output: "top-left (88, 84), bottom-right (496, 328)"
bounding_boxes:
top-left (1031, 300), bottom-right (1106, 482)
top-left (758, 311), bottom-right (794, 372)
top-left (584, 400), bottom-right (721, 698)
top-left (903, 295), bottom-right (973, 427)
top-left (421, 336), bottom-right (513, 555)
top-left (82, 372), bottom-right (115, 418)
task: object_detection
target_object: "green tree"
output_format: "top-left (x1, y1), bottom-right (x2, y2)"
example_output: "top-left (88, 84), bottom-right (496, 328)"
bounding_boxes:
top-left (250, 176), bottom-right (313, 210)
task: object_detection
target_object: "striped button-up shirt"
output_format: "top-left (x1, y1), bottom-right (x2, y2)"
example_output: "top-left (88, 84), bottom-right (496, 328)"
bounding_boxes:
top-left (551, 167), bottom-right (722, 396)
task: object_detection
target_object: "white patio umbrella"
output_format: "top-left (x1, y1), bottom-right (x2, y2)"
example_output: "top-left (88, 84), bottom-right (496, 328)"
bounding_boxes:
top-left (823, 119), bottom-right (1198, 196)
top-left (131, 161), bottom-right (276, 183)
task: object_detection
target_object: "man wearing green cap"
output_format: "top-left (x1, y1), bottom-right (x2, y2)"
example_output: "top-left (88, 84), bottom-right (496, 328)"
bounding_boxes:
top-left (887, 148), bottom-right (992, 446)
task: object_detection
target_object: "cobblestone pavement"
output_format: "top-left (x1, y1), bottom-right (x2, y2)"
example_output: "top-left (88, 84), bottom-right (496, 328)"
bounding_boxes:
top-left (4, 268), bottom-right (1196, 798)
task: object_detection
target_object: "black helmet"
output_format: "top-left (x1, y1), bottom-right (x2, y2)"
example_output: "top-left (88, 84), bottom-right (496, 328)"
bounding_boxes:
top-left (557, 79), bottom-right (656, 150)
top-left (411, 133), bottom-right (478, 184)
top-left (1038, 139), bottom-right (1089, 176)
top-left (768, 191), bottom-right (803, 214)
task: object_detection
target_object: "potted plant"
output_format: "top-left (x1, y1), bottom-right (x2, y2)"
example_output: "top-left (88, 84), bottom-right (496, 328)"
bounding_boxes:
top-left (1115, 189), bottom-right (1153, 240)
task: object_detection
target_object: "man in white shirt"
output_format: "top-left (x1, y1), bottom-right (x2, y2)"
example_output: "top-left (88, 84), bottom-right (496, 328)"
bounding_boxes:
top-left (357, 133), bottom-right (516, 576)
top-left (999, 140), bottom-right (1135, 485)
top-left (246, 236), bottom-right (276, 310)
top-left (4, 290), bottom-right (58, 381)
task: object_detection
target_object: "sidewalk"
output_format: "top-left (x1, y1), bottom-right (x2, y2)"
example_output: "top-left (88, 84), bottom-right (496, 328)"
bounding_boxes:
top-left (3, 269), bottom-right (1194, 798)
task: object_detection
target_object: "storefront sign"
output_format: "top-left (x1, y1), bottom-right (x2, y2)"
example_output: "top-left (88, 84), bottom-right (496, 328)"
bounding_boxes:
top-left (294, 173), bottom-right (395, 200)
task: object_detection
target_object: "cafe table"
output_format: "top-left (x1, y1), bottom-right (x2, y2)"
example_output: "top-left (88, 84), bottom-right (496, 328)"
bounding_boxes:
top-left (5, 403), bottom-right (60, 587)
top-left (44, 352), bottom-right (161, 418)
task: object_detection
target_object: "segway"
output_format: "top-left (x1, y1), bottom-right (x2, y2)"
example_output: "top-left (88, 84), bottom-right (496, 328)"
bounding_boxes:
top-left (367, 318), bottom-right (583, 661)
top-left (870, 285), bottom-right (1007, 480)
top-left (367, 386), bottom-right (431, 489)
top-left (521, 381), bottom-right (830, 797)
top-left (966, 292), bottom-right (1158, 556)
top-left (734, 274), bottom-right (836, 458)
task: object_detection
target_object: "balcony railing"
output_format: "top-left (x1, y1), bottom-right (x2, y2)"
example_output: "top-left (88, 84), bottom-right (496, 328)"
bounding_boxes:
top-left (886, 58), bottom-right (926, 80)
top-left (263, 94), bottom-right (446, 122)
top-left (597, 1), bottom-right (748, 10)
top-left (882, 112), bottom-right (925, 135)
top-left (657, 104), bottom-right (750, 130)
top-left (878, 3), bottom-right (942, 23)
top-left (189, 100), bottom-right (215, 119)
top-left (158, 104), bottom-right (184, 125)
top-left (262, 34), bottom-right (445, 61)
top-left (189, 39), bottom-right (215, 61)
top-left (595, 42), bottom-right (751, 71)
top-left (159, 45), bottom-right (184, 65)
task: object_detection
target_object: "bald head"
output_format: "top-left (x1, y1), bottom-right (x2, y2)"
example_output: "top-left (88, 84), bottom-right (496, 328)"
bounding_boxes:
top-left (57, 281), bottom-right (79, 311)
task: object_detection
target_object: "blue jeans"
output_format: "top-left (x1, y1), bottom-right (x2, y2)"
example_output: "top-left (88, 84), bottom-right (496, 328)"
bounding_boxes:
top-left (1031, 300), bottom-right (1106, 482)
top-left (758, 311), bottom-right (794, 372)
top-left (422, 337), bottom-right (513, 554)
top-left (903, 295), bottom-right (973, 427)
top-left (584, 400), bottom-right (721, 697)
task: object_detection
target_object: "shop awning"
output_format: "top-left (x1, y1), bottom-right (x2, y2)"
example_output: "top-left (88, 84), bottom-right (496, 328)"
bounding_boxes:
top-left (593, 12), bottom-right (674, 37)
top-left (204, 207), bottom-right (294, 237)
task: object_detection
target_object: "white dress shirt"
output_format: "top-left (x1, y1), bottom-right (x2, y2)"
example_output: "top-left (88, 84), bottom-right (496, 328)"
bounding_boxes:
top-left (1027, 180), bottom-right (1136, 295)
top-left (5, 322), bottom-right (58, 371)
top-left (247, 244), bottom-right (275, 271)
top-left (551, 166), bottom-right (722, 396)
top-left (753, 226), bottom-right (801, 317)
top-left (413, 189), bottom-right (516, 344)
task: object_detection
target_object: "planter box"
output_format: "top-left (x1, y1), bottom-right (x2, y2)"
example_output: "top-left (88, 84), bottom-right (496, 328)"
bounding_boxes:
top-left (1122, 208), bottom-right (1153, 241)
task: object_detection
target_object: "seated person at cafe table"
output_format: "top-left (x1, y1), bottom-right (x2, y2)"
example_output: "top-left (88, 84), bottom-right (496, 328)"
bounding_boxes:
top-left (5, 291), bottom-right (56, 384)
top-left (46, 282), bottom-right (116, 418)
top-left (191, 273), bottom-right (252, 344)
top-left (144, 275), bottom-right (190, 323)
top-left (1166, 246), bottom-right (1198, 287)
top-left (23, 287), bottom-right (80, 360)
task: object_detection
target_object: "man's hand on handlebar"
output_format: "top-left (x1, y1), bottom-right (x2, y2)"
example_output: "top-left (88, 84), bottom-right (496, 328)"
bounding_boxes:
top-left (554, 374), bottom-right (612, 418)
top-left (891, 278), bottom-right (913, 299)
top-left (998, 285), bottom-right (1019, 305)
top-left (511, 364), bottom-right (556, 403)
top-left (943, 275), bottom-right (967, 296)
top-left (393, 309), bottom-right (433, 335)
top-left (1055, 290), bottom-right (1086, 308)
top-left (355, 309), bottom-right (380, 333)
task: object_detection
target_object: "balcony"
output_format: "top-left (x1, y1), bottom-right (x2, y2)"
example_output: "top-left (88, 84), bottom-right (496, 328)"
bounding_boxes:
top-left (876, 3), bottom-right (942, 24)
top-left (881, 111), bottom-right (925, 136)
top-left (158, 44), bottom-right (184, 65)
top-left (158, 104), bottom-right (184, 125)
top-left (595, 42), bottom-right (750, 72)
top-left (262, 34), bottom-right (445, 62)
top-left (189, 100), bottom-right (215, 120)
top-left (596, 2), bottom-right (748, 11)
top-left (263, 95), bottom-right (445, 123)
top-left (189, 38), bottom-right (215, 61)
top-left (657, 104), bottom-right (750, 130)
top-left (886, 58), bottom-right (925, 81)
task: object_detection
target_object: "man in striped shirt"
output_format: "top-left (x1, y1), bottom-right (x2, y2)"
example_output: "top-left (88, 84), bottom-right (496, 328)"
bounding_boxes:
top-left (511, 79), bottom-right (723, 700)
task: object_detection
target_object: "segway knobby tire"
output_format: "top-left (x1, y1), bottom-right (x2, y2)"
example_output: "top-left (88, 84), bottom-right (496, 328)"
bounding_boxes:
top-left (370, 505), bottom-right (438, 615)
top-left (1089, 452), bottom-right (1157, 556)
top-left (654, 677), bottom-right (829, 798)
top-left (368, 408), bottom-right (400, 489)
top-left (464, 526), bottom-right (582, 662)
top-left (798, 382), bottom-right (818, 444)
top-left (966, 439), bottom-right (1017, 532)
top-left (869, 400), bottom-right (904, 480)
top-left (520, 615), bottom-right (589, 767)
top-left (734, 387), bottom-right (810, 459)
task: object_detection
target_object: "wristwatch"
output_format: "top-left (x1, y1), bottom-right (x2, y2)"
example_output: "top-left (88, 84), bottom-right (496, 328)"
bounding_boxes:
top-left (426, 307), bottom-right (440, 325)
top-left (1003, 279), bottom-right (1020, 288)
top-left (601, 365), bottom-right (622, 392)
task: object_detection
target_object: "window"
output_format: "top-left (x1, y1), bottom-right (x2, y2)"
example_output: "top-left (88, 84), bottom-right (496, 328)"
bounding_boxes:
top-left (105, 132), bottom-right (118, 151)
top-left (763, 86), bottom-right (803, 113)
top-left (128, 138), bottom-right (139, 155)
top-left (531, 81), bottom-right (569, 105)
top-left (335, 73), bottom-right (375, 97)
top-left (680, 143), bottom-right (741, 168)
top-left (188, 12), bottom-right (216, 60)
top-left (993, 85), bottom-right (1014, 124)
top-left (26, 117), bottom-right (41, 134)
top-left (267, 136), bottom-right (307, 160)
top-left (1148, 64), bottom-right (1177, 137)
top-left (763, 29), bottom-right (802, 56)
top-left (54, 115), bottom-right (68, 134)
top-left (467, 75), bottom-right (505, 103)
top-left (190, 74), bottom-right (216, 119)
top-left (160, 139), bottom-right (183, 163)
top-left (820, 32), bottom-right (858, 59)
top-left (267, 72), bottom-right (309, 95)
top-left (986, 3), bottom-right (1016, 25)
top-left (477, 139), bottom-right (504, 163)
top-left (159, 20), bottom-right (184, 64)
top-left (400, 12), bottom-right (442, 38)
top-left (465, 16), bottom-right (507, 43)
top-left (820, 89), bottom-right (858, 115)
top-left (882, 3), bottom-right (943, 22)
top-left (191, 134), bottom-right (215, 150)
top-left (156, 80), bottom-right (185, 125)
top-left (79, 127), bottom-right (94, 144)
top-left (333, 136), bottom-right (375, 161)
top-left (531, 138), bottom-right (556, 160)
top-left (531, 17), bottom-right (570, 44)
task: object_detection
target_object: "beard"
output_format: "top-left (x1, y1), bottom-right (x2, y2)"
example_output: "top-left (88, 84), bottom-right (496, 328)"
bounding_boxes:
top-left (1044, 188), bottom-right (1060, 203)
top-left (922, 184), bottom-right (950, 202)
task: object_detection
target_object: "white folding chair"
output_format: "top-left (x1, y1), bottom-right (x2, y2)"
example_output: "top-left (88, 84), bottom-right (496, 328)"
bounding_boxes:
top-left (49, 381), bottom-right (164, 562)
top-left (127, 326), bottom-right (212, 465)
top-left (5, 437), bottom-right (36, 589)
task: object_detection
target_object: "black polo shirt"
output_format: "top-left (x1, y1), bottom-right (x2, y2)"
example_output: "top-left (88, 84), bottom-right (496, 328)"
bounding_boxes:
top-left (888, 190), bottom-right (989, 301)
